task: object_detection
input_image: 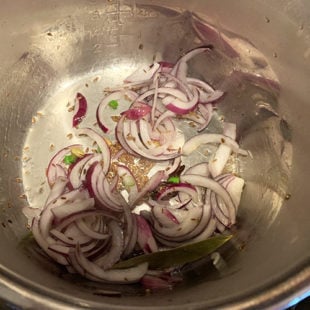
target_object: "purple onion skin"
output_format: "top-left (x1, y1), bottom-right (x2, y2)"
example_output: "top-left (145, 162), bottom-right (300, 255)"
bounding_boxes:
top-left (73, 93), bottom-right (88, 128)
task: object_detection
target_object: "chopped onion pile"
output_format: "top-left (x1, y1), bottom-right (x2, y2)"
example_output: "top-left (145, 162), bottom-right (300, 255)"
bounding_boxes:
top-left (31, 47), bottom-right (248, 290)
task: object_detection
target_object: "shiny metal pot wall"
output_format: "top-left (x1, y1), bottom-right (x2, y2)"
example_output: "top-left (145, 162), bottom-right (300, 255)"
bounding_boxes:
top-left (0, 0), bottom-right (309, 309)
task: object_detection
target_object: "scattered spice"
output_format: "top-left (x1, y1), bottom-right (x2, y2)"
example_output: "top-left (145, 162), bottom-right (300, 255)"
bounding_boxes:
top-left (49, 144), bottom-right (55, 152)
top-left (66, 133), bottom-right (73, 139)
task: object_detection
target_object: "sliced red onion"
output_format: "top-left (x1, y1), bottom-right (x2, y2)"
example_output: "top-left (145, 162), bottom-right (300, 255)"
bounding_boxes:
top-left (102, 174), bottom-right (128, 211)
top-left (138, 119), bottom-right (156, 149)
top-left (216, 221), bottom-right (226, 233)
top-left (225, 176), bottom-right (245, 209)
top-left (153, 189), bottom-right (211, 243)
top-left (54, 210), bottom-right (117, 233)
top-left (55, 164), bottom-right (67, 180)
top-left (123, 205), bottom-right (138, 257)
top-left (75, 244), bottom-right (148, 283)
top-left (46, 144), bottom-right (82, 187)
top-left (199, 89), bottom-right (224, 104)
top-left (164, 156), bottom-right (182, 177)
top-left (121, 102), bottom-right (152, 120)
top-left (171, 46), bottom-right (212, 77)
top-left (97, 90), bottom-right (139, 133)
top-left (136, 87), bottom-right (188, 103)
top-left (157, 183), bottom-right (198, 203)
top-left (49, 228), bottom-right (93, 246)
top-left (152, 205), bottom-right (202, 238)
top-left (152, 206), bottom-right (180, 227)
top-left (45, 176), bottom-right (68, 206)
top-left (153, 197), bottom-right (215, 247)
top-left (115, 115), bottom-right (139, 156)
top-left (187, 77), bottom-right (215, 93)
top-left (153, 110), bottom-right (176, 131)
top-left (68, 154), bottom-right (94, 189)
top-left (94, 220), bottom-right (124, 270)
top-left (48, 244), bottom-right (71, 255)
top-left (73, 93), bottom-right (88, 128)
top-left (96, 91), bottom-right (126, 133)
top-left (209, 191), bottom-right (230, 226)
top-left (32, 218), bottom-right (69, 265)
top-left (151, 73), bottom-right (159, 125)
top-left (75, 218), bottom-right (109, 240)
top-left (209, 122), bottom-right (237, 178)
top-left (182, 133), bottom-right (248, 156)
top-left (51, 198), bottom-right (95, 222)
top-left (184, 162), bottom-right (210, 177)
top-left (135, 214), bottom-right (158, 253)
top-left (141, 274), bottom-right (173, 290)
top-left (39, 186), bottom-right (88, 240)
top-left (76, 128), bottom-right (111, 175)
top-left (162, 87), bottom-right (199, 115)
top-left (181, 174), bottom-right (236, 225)
top-left (197, 103), bottom-right (213, 132)
top-left (158, 61), bottom-right (174, 73)
top-left (86, 162), bottom-right (123, 212)
top-left (160, 72), bottom-right (193, 99)
top-left (121, 119), bottom-right (182, 161)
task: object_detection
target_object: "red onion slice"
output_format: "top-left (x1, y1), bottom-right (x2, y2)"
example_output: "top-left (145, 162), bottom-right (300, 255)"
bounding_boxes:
top-left (210, 191), bottom-right (230, 226)
top-left (157, 183), bottom-right (198, 203)
top-left (76, 128), bottom-right (111, 175)
top-left (197, 103), bottom-right (213, 132)
top-left (135, 214), bottom-right (158, 253)
top-left (123, 205), bottom-right (138, 257)
top-left (32, 218), bottom-right (68, 265)
top-left (45, 176), bottom-right (68, 206)
top-left (171, 46), bottom-right (212, 77)
top-left (115, 115), bottom-right (139, 156)
top-left (162, 87), bottom-right (199, 115)
top-left (136, 87), bottom-right (188, 103)
top-left (40, 185), bottom-right (88, 239)
top-left (46, 144), bottom-right (82, 187)
top-left (181, 174), bottom-right (236, 225)
top-left (225, 176), bottom-right (245, 209)
top-left (96, 92), bottom-right (122, 134)
top-left (152, 205), bottom-right (202, 238)
top-left (86, 162), bottom-right (124, 212)
top-left (73, 93), bottom-right (88, 128)
top-left (94, 221), bottom-right (124, 270)
top-left (122, 102), bottom-right (152, 120)
top-left (209, 122), bottom-right (237, 178)
top-left (75, 244), bottom-right (148, 283)
top-left (187, 77), bottom-right (215, 93)
top-left (184, 162), bottom-right (210, 177)
top-left (54, 210), bottom-right (117, 233)
top-left (49, 228), bottom-right (93, 246)
top-left (68, 154), bottom-right (94, 189)
top-left (141, 275), bottom-right (173, 290)
top-left (51, 198), bottom-right (95, 222)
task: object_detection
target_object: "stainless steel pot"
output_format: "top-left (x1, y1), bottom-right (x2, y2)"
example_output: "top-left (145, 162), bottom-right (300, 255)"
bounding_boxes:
top-left (0, 0), bottom-right (309, 309)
